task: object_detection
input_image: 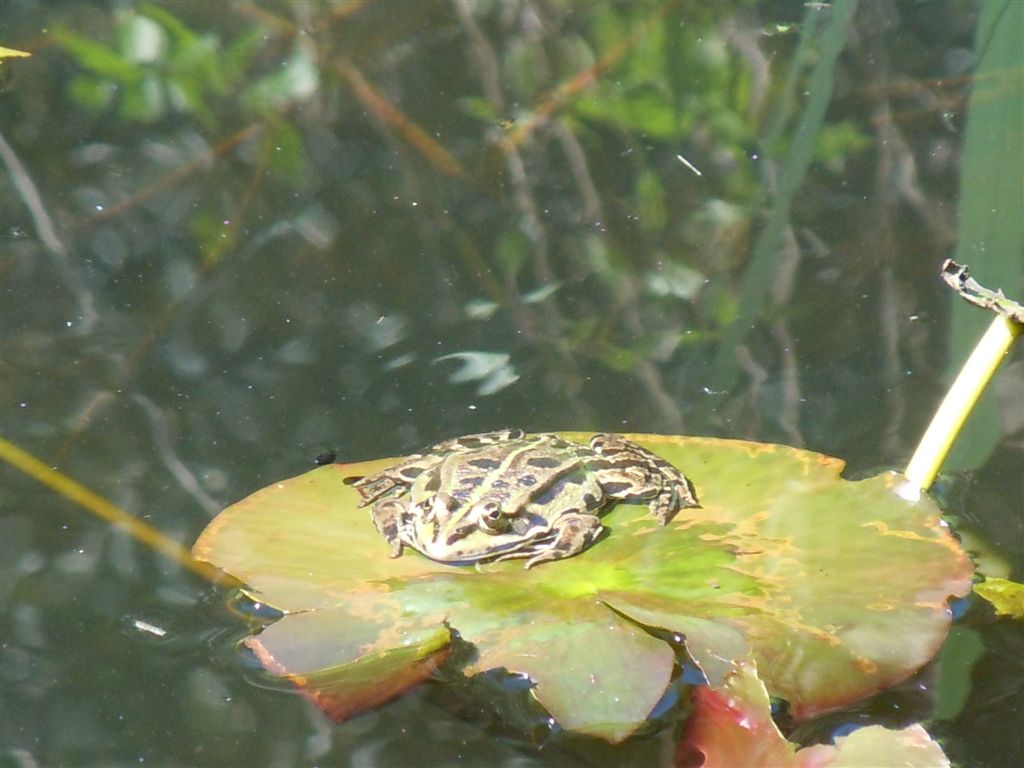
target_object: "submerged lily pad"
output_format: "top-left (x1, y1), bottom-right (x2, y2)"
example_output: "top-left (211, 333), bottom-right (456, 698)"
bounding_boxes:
top-left (193, 434), bottom-right (972, 742)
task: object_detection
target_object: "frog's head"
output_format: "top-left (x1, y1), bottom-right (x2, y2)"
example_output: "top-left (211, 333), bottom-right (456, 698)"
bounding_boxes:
top-left (410, 494), bottom-right (550, 564)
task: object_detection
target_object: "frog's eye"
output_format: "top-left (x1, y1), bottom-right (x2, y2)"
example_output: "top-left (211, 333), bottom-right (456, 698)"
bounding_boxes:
top-left (475, 502), bottom-right (509, 534)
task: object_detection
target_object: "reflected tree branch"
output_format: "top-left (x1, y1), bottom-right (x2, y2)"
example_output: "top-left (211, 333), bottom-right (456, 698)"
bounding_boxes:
top-left (0, 131), bottom-right (98, 332)
top-left (1, 438), bottom-right (232, 585)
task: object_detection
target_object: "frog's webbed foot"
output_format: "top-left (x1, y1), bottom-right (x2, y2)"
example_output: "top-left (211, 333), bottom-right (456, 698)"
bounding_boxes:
top-left (521, 513), bottom-right (603, 569)
top-left (350, 450), bottom-right (442, 505)
top-left (646, 477), bottom-right (699, 524)
top-left (351, 474), bottom-right (407, 506)
top-left (370, 499), bottom-right (407, 558)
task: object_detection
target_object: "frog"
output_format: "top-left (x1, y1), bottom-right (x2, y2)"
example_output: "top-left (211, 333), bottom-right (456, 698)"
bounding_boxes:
top-left (348, 429), bottom-right (698, 569)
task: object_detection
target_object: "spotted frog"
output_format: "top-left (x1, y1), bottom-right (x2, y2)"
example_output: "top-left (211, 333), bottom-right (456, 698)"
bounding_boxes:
top-left (349, 430), bottom-right (698, 569)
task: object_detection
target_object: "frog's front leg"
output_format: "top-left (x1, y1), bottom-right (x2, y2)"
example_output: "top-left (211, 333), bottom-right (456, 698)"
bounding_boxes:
top-left (371, 499), bottom-right (409, 558)
top-left (522, 513), bottom-right (604, 569)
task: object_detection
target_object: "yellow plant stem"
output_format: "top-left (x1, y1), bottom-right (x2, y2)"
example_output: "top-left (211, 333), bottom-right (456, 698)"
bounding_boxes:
top-left (904, 315), bottom-right (1021, 491)
top-left (1, 437), bottom-right (230, 585)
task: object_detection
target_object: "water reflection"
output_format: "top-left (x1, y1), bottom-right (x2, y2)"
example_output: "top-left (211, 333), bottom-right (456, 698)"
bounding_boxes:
top-left (1, 0), bottom-right (1020, 765)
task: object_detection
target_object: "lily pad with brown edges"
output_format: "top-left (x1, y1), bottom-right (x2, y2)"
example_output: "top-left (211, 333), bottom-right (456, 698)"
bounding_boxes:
top-left (192, 434), bottom-right (972, 742)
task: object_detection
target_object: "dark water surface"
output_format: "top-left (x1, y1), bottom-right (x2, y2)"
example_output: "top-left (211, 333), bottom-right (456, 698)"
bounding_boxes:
top-left (2, 1), bottom-right (1021, 766)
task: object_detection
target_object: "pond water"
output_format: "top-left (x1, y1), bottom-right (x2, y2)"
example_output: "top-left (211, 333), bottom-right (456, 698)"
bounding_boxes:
top-left (1, 1), bottom-right (1021, 765)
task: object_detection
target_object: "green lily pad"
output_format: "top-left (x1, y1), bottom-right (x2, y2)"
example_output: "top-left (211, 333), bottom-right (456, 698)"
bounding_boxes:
top-left (676, 662), bottom-right (950, 767)
top-left (193, 435), bottom-right (972, 742)
top-left (245, 610), bottom-right (452, 722)
top-left (973, 576), bottom-right (1024, 618)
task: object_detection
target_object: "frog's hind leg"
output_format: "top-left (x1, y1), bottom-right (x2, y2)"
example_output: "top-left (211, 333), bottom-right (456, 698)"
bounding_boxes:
top-left (521, 513), bottom-right (604, 569)
top-left (429, 429), bottom-right (526, 451)
top-left (350, 430), bottom-right (527, 505)
top-left (351, 444), bottom-right (457, 505)
top-left (589, 434), bottom-right (699, 524)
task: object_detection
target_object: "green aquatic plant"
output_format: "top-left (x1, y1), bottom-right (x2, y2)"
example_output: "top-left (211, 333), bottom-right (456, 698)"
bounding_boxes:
top-left (904, 261), bottom-right (1023, 492)
top-left (193, 434), bottom-right (971, 743)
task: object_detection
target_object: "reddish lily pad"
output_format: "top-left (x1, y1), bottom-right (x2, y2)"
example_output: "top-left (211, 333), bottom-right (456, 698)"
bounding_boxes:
top-left (193, 434), bottom-right (972, 742)
top-left (676, 662), bottom-right (950, 767)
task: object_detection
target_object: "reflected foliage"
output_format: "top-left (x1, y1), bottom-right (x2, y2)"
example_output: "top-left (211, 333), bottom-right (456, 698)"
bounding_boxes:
top-left (6, 0), bottom-right (992, 458)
